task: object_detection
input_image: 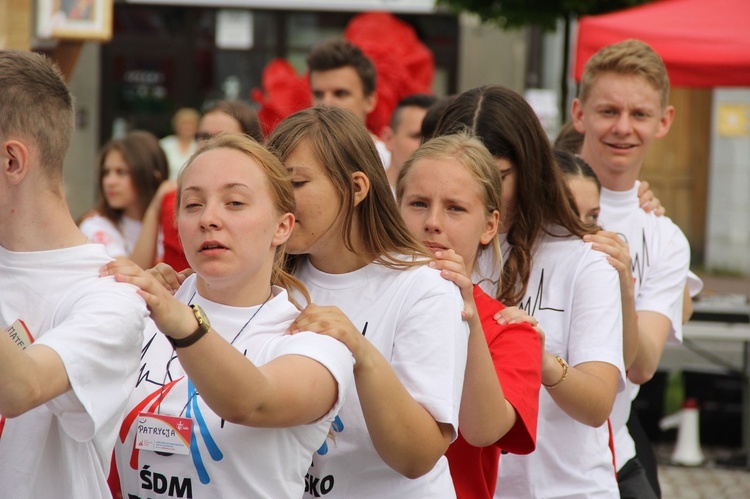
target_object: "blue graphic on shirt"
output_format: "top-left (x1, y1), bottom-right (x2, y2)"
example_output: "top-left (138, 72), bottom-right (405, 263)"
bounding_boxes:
top-left (185, 379), bottom-right (224, 484)
top-left (316, 415), bottom-right (344, 455)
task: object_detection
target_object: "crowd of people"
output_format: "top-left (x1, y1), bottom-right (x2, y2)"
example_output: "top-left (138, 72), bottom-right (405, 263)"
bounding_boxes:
top-left (0, 34), bottom-right (692, 499)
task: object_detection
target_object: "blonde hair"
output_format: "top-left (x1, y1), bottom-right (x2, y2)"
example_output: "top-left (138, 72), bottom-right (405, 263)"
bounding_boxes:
top-left (579, 39), bottom-right (670, 109)
top-left (177, 133), bottom-right (309, 306)
top-left (396, 132), bottom-right (502, 278)
top-left (266, 106), bottom-right (433, 272)
top-left (432, 85), bottom-right (596, 306)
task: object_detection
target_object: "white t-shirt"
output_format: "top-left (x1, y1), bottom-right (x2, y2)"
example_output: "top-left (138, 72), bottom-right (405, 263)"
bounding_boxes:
top-left (0, 243), bottom-right (147, 499)
top-left (80, 213), bottom-right (163, 261)
top-left (115, 275), bottom-right (354, 499)
top-left (687, 270), bottom-right (703, 297)
top-left (598, 184), bottom-right (690, 471)
top-left (160, 135), bottom-right (196, 180)
top-left (483, 229), bottom-right (625, 499)
top-left (294, 257), bottom-right (468, 499)
top-left (80, 214), bottom-right (141, 257)
top-left (374, 137), bottom-right (391, 170)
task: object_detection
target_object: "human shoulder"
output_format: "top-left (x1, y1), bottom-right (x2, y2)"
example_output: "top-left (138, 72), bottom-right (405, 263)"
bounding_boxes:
top-left (159, 135), bottom-right (178, 148)
top-left (79, 212), bottom-right (114, 229)
top-left (79, 214), bottom-right (120, 245)
top-left (535, 228), bottom-right (602, 268)
top-left (473, 285), bottom-right (504, 318)
top-left (387, 260), bottom-right (460, 298)
top-left (653, 213), bottom-right (689, 245)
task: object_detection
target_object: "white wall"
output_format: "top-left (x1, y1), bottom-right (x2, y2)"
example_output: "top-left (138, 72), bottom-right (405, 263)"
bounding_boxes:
top-left (63, 42), bottom-right (101, 221)
top-left (458, 14), bottom-right (526, 94)
top-left (705, 89), bottom-right (750, 274)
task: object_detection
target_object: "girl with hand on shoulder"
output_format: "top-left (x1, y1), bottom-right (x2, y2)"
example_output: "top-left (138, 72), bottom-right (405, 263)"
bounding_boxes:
top-left (79, 130), bottom-right (169, 267)
top-left (396, 132), bottom-right (541, 499)
top-left (102, 134), bottom-right (354, 499)
top-left (266, 106), bottom-right (468, 499)
top-left (432, 85), bottom-right (624, 499)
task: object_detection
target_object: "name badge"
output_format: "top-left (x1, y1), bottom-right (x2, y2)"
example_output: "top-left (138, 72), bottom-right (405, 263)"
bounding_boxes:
top-left (5, 319), bottom-right (34, 350)
top-left (135, 413), bottom-right (192, 456)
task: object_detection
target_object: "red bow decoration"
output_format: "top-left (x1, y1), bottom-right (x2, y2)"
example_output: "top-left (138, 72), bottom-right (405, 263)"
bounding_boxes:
top-left (252, 12), bottom-right (434, 137)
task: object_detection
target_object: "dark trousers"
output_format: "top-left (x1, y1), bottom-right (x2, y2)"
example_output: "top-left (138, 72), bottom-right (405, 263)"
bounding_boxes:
top-left (618, 457), bottom-right (659, 499)
top-left (626, 409), bottom-right (662, 497)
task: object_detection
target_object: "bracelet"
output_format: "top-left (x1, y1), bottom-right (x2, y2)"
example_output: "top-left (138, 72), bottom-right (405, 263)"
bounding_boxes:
top-left (542, 355), bottom-right (568, 389)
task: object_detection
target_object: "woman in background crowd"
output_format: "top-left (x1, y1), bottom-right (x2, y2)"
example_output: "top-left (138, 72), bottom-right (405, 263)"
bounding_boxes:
top-left (79, 130), bottom-right (169, 267)
top-left (160, 107), bottom-right (200, 179)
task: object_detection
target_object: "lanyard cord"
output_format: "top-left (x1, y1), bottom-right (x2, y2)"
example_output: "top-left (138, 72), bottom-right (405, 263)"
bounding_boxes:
top-left (156, 287), bottom-right (274, 417)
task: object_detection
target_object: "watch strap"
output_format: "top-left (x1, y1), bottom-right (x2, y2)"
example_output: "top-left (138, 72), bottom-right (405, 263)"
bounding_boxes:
top-left (167, 305), bottom-right (210, 349)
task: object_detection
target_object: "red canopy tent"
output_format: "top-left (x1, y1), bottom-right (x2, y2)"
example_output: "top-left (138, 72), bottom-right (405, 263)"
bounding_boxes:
top-left (574, 0), bottom-right (750, 87)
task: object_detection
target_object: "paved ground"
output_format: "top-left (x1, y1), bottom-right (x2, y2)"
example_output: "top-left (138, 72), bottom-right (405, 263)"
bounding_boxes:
top-left (657, 445), bottom-right (750, 498)
top-left (656, 273), bottom-right (750, 498)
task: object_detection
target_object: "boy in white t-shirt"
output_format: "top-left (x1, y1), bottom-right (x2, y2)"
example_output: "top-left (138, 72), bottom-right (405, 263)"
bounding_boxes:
top-left (572, 39), bottom-right (690, 499)
top-left (0, 50), bottom-right (147, 498)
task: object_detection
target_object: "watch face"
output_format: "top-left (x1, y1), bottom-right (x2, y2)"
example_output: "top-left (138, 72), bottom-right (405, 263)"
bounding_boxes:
top-left (192, 305), bottom-right (210, 329)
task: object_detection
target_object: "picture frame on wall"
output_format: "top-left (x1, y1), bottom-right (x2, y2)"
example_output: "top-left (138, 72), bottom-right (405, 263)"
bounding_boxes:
top-left (36, 0), bottom-right (114, 41)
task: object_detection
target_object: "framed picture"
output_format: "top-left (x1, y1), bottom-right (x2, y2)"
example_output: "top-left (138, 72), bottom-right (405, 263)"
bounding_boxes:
top-left (36, 0), bottom-right (114, 41)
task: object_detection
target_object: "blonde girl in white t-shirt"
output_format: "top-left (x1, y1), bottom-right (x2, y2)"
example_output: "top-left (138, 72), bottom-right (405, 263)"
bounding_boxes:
top-left (266, 106), bottom-right (468, 498)
top-left (101, 134), bottom-right (354, 498)
top-left (433, 85), bottom-right (624, 498)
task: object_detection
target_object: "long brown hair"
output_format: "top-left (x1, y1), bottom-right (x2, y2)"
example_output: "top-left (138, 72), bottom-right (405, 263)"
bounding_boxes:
top-left (177, 133), bottom-right (309, 306)
top-left (203, 101), bottom-right (264, 143)
top-left (266, 106), bottom-right (432, 273)
top-left (433, 85), bottom-right (596, 305)
top-left (96, 130), bottom-right (168, 225)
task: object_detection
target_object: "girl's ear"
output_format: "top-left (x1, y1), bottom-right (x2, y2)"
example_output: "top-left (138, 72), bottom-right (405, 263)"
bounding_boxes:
top-left (351, 171), bottom-right (370, 207)
top-left (480, 209), bottom-right (500, 245)
top-left (272, 212), bottom-right (295, 247)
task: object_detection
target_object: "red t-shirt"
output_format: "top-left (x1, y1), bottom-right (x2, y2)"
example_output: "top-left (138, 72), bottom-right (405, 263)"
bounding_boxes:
top-left (446, 286), bottom-right (542, 499)
top-left (160, 190), bottom-right (190, 272)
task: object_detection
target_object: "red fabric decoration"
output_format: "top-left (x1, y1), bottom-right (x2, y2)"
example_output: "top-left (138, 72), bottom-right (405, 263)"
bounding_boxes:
top-left (251, 58), bottom-right (311, 137)
top-left (252, 12), bottom-right (434, 136)
top-left (345, 12), bottom-right (434, 135)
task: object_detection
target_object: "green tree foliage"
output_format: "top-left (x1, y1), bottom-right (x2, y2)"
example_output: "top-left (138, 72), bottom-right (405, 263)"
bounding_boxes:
top-left (437, 0), bottom-right (654, 30)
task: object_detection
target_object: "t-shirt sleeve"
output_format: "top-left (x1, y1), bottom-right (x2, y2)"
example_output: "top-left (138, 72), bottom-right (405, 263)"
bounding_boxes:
top-left (567, 249), bottom-right (625, 377)
top-left (635, 219), bottom-right (690, 344)
top-left (34, 278), bottom-right (147, 442)
top-left (490, 322), bottom-right (541, 454)
top-left (475, 288), bottom-right (541, 455)
top-left (271, 332), bottom-right (355, 421)
top-left (80, 216), bottom-right (128, 258)
top-left (389, 271), bottom-right (469, 441)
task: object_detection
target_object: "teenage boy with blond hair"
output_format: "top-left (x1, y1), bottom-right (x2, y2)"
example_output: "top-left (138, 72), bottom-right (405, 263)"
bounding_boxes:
top-left (572, 39), bottom-right (689, 498)
top-left (0, 50), bottom-right (147, 498)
